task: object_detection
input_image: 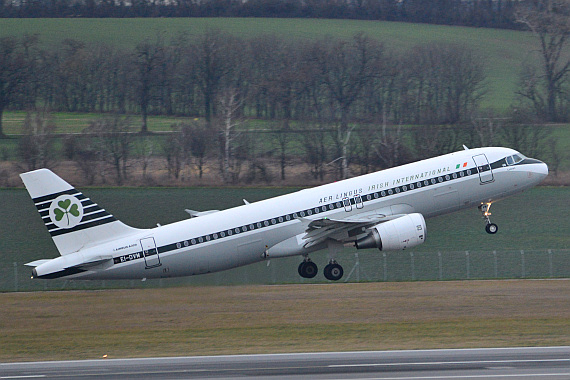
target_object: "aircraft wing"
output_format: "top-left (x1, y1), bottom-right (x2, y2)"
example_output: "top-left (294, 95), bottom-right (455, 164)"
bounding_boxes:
top-left (185, 209), bottom-right (220, 218)
top-left (301, 212), bottom-right (405, 248)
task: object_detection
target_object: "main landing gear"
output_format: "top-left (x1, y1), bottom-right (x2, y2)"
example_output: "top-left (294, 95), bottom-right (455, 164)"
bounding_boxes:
top-left (298, 257), bottom-right (344, 281)
top-left (324, 260), bottom-right (344, 281)
top-left (298, 257), bottom-right (318, 279)
top-left (479, 202), bottom-right (498, 234)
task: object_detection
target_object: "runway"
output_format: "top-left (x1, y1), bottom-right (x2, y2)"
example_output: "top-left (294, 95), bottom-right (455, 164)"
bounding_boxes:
top-left (1, 346), bottom-right (570, 380)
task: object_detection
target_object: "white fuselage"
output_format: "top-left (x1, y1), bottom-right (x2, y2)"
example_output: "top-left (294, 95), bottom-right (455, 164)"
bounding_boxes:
top-left (34, 147), bottom-right (548, 280)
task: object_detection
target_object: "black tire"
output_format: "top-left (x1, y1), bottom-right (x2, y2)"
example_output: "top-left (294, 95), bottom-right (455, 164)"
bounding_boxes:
top-left (299, 261), bottom-right (318, 278)
top-left (485, 223), bottom-right (498, 234)
top-left (324, 263), bottom-right (344, 281)
top-left (323, 264), bottom-right (331, 280)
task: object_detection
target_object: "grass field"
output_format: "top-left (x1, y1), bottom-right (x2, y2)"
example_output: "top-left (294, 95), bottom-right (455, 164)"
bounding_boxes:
top-left (0, 18), bottom-right (541, 110)
top-left (0, 110), bottom-right (197, 135)
top-left (0, 280), bottom-right (568, 362)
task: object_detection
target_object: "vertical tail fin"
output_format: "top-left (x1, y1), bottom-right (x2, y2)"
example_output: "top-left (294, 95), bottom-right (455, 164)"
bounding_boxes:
top-left (20, 169), bottom-right (142, 255)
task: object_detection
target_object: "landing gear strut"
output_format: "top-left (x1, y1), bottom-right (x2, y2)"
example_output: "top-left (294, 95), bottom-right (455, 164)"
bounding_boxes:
top-left (298, 257), bottom-right (318, 278)
top-left (479, 203), bottom-right (498, 234)
top-left (324, 260), bottom-right (344, 281)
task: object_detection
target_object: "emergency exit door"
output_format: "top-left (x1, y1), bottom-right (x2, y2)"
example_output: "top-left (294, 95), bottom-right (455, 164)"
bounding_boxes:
top-left (472, 154), bottom-right (494, 184)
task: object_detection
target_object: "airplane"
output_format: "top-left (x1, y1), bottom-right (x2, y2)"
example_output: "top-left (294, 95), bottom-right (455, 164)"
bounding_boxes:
top-left (21, 146), bottom-right (548, 282)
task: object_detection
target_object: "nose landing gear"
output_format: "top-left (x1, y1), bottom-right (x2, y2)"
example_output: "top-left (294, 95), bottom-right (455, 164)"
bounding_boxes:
top-left (480, 203), bottom-right (498, 234)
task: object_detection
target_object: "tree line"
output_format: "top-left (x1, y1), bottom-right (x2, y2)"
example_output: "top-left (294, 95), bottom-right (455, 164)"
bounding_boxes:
top-left (3, 1), bottom-right (569, 185)
top-left (1, 0), bottom-right (522, 30)
top-left (14, 111), bottom-right (561, 188)
top-left (0, 31), bottom-right (487, 136)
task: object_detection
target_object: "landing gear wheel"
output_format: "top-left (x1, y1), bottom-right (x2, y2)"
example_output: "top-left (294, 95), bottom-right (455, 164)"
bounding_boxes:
top-left (485, 223), bottom-right (498, 234)
top-left (324, 262), bottom-right (344, 281)
top-left (298, 260), bottom-right (318, 278)
top-left (479, 203), bottom-right (498, 235)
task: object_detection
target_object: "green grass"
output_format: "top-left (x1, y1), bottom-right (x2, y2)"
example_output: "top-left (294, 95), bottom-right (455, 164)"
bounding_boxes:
top-left (0, 281), bottom-right (568, 361)
top-left (0, 18), bottom-right (541, 110)
top-left (1, 110), bottom-right (198, 135)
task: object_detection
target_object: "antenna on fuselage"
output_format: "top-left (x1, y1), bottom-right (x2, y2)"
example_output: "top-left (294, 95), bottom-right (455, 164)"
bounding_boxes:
top-left (463, 145), bottom-right (469, 150)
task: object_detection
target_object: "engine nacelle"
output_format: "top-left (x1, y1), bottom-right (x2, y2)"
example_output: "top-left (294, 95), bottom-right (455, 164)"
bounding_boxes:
top-left (355, 213), bottom-right (426, 251)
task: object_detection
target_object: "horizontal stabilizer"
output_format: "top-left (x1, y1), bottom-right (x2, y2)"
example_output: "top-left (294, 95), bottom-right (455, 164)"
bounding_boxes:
top-left (74, 256), bottom-right (114, 269)
top-left (25, 259), bottom-right (51, 267)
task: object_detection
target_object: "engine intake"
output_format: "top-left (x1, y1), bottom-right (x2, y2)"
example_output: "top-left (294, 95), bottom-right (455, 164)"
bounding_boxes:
top-left (355, 213), bottom-right (426, 251)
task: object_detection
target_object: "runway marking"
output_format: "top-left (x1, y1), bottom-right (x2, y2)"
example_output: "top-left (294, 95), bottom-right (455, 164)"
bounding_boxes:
top-left (347, 374), bottom-right (570, 380)
top-left (328, 358), bottom-right (570, 368)
top-left (0, 376), bottom-right (46, 379)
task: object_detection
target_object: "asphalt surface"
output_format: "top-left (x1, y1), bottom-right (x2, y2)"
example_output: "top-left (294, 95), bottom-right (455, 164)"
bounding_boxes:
top-left (1, 346), bottom-right (570, 380)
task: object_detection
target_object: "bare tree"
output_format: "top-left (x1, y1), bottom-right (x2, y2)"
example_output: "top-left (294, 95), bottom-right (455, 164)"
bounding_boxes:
top-left (217, 87), bottom-right (243, 183)
top-left (188, 121), bottom-right (214, 179)
top-left (500, 108), bottom-right (552, 159)
top-left (401, 43), bottom-right (486, 125)
top-left (0, 36), bottom-right (25, 137)
top-left (17, 112), bottom-right (56, 170)
top-left (470, 108), bottom-right (507, 147)
top-left (195, 30), bottom-right (237, 127)
top-left (164, 128), bottom-right (184, 180)
top-left (163, 121), bottom-right (213, 181)
top-left (136, 136), bottom-right (154, 181)
top-left (83, 116), bottom-right (134, 185)
top-left (515, 0), bottom-right (570, 121)
top-left (374, 122), bottom-right (407, 169)
top-left (271, 121), bottom-right (292, 181)
top-left (300, 123), bottom-right (329, 182)
top-left (313, 33), bottom-right (383, 179)
top-left (133, 36), bottom-right (165, 133)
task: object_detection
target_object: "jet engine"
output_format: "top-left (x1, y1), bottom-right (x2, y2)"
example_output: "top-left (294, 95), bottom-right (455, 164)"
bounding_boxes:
top-left (355, 213), bottom-right (426, 251)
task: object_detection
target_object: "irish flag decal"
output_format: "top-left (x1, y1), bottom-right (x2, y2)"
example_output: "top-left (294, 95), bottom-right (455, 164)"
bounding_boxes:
top-left (456, 162), bottom-right (468, 169)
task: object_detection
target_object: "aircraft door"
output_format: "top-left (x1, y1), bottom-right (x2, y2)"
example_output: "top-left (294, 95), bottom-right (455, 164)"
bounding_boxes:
top-left (472, 154), bottom-right (494, 184)
top-left (140, 237), bottom-right (161, 268)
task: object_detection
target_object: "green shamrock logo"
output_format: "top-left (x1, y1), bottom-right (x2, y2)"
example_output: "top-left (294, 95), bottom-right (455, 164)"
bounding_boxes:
top-left (54, 199), bottom-right (80, 226)
top-left (50, 195), bottom-right (83, 229)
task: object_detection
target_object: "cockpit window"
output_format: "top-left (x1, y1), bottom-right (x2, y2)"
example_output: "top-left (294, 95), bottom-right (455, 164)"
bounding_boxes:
top-left (506, 154), bottom-right (525, 166)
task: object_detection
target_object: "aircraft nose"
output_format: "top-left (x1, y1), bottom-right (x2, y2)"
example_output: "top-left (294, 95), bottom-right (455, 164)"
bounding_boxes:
top-left (537, 161), bottom-right (549, 178)
top-left (532, 160), bottom-right (549, 182)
